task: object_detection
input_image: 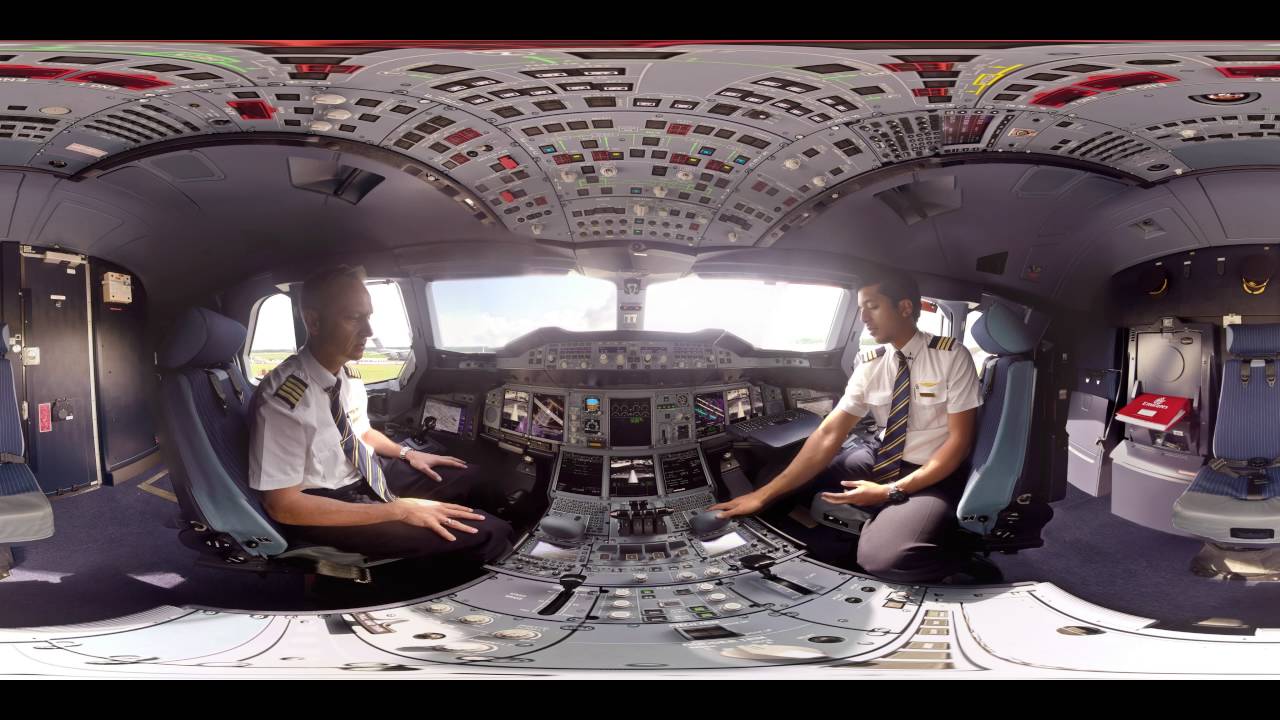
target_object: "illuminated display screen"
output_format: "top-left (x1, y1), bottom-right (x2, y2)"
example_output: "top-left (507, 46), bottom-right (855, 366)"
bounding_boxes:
top-left (700, 531), bottom-right (748, 556)
top-left (694, 392), bottom-right (726, 439)
top-left (422, 399), bottom-right (465, 435)
top-left (531, 393), bottom-right (566, 441)
top-left (609, 455), bottom-right (658, 497)
top-left (726, 387), bottom-right (753, 423)
top-left (942, 113), bottom-right (994, 146)
top-left (584, 395), bottom-right (602, 413)
top-left (660, 449), bottom-right (708, 494)
top-left (609, 397), bottom-right (652, 447)
top-left (501, 389), bottom-right (529, 433)
top-left (556, 452), bottom-right (604, 496)
top-left (796, 397), bottom-right (834, 416)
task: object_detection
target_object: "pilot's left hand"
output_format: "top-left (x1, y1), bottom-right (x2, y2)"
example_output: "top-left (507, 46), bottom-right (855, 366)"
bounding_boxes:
top-left (820, 480), bottom-right (889, 507)
top-left (406, 451), bottom-right (468, 482)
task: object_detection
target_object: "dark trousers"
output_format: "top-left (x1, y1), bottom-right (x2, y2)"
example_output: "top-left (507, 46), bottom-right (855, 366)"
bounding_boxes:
top-left (812, 440), bottom-right (969, 583)
top-left (282, 459), bottom-right (514, 565)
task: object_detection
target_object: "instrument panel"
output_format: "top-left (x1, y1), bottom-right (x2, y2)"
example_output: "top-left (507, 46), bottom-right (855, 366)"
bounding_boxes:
top-left (480, 382), bottom-right (771, 450)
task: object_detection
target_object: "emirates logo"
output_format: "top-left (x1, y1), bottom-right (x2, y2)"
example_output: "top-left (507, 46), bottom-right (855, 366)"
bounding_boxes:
top-left (1143, 396), bottom-right (1169, 408)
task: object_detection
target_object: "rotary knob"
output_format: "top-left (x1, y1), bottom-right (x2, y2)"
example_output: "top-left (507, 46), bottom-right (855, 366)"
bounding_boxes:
top-left (492, 629), bottom-right (541, 641)
top-left (677, 571), bottom-right (696, 581)
top-left (425, 603), bottom-right (453, 614)
top-left (644, 353), bottom-right (653, 362)
top-left (599, 353), bottom-right (609, 364)
top-left (697, 583), bottom-right (716, 592)
top-left (783, 157), bottom-right (801, 170)
top-left (560, 361), bottom-right (569, 369)
top-left (611, 599), bottom-right (633, 608)
top-left (660, 355), bottom-right (669, 364)
top-left (459, 614), bottom-right (494, 625)
top-left (609, 611), bottom-right (633, 620)
top-left (704, 567), bottom-right (723, 577)
top-left (708, 593), bottom-right (728, 602)
top-left (613, 589), bottom-right (633, 597)
top-left (632, 573), bottom-right (649, 583)
top-left (722, 602), bottom-right (744, 612)
top-left (580, 361), bottom-right (589, 369)
top-left (616, 354), bottom-right (625, 364)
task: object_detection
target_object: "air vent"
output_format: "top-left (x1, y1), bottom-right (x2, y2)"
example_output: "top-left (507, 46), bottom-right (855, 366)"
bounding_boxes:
top-left (134, 63), bottom-right (189, 73)
top-left (796, 64), bottom-right (857, 74)
top-left (976, 251), bottom-right (1009, 275)
top-left (566, 51), bottom-right (683, 60)
top-left (84, 106), bottom-right (199, 144)
top-left (287, 157), bottom-right (385, 204)
top-left (407, 64), bottom-right (471, 75)
top-left (1054, 64), bottom-right (1110, 73)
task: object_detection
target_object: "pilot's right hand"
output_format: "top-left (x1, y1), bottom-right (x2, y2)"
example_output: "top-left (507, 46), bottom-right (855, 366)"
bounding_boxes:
top-left (394, 498), bottom-right (487, 541)
top-left (708, 490), bottom-right (769, 519)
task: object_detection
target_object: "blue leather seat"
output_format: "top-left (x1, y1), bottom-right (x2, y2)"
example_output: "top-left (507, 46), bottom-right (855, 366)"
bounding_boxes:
top-left (156, 307), bottom-right (392, 579)
top-left (0, 323), bottom-right (53, 577)
top-left (1173, 324), bottom-right (1280, 543)
top-left (957, 302), bottom-right (1041, 538)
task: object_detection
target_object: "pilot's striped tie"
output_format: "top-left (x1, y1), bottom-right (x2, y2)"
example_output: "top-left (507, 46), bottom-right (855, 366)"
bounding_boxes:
top-left (328, 380), bottom-right (394, 502)
top-left (872, 350), bottom-right (911, 484)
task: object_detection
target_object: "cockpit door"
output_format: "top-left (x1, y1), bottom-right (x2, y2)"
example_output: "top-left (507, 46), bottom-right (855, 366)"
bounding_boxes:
top-left (17, 245), bottom-right (101, 494)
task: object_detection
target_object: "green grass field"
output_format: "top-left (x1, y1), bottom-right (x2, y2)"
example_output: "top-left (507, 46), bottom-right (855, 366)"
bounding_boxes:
top-left (250, 351), bottom-right (405, 384)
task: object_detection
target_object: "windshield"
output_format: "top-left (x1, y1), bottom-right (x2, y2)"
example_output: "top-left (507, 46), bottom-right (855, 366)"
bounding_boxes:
top-left (645, 277), bottom-right (848, 351)
top-left (429, 274), bottom-right (617, 352)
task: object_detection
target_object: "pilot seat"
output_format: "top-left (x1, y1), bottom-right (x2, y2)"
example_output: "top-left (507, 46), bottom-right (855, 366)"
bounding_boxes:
top-left (0, 323), bottom-right (54, 579)
top-left (810, 302), bottom-right (1050, 561)
top-left (1173, 323), bottom-right (1280, 579)
top-left (156, 307), bottom-right (396, 582)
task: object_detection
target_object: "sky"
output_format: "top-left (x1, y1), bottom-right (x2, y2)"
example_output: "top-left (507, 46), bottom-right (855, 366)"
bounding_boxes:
top-left (250, 282), bottom-right (413, 352)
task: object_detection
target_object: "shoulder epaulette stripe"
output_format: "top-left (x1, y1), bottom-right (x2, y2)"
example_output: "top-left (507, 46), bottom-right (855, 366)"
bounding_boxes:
top-left (859, 346), bottom-right (887, 362)
top-left (928, 336), bottom-right (958, 351)
top-left (273, 374), bottom-right (308, 409)
top-left (344, 365), bottom-right (362, 379)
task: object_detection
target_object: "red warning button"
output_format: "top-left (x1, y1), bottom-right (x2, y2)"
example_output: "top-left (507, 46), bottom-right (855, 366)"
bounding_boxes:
top-left (38, 403), bottom-right (51, 433)
top-left (498, 155), bottom-right (519, 170)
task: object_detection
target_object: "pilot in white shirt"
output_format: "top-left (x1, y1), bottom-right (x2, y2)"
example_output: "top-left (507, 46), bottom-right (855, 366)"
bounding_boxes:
top-left (248, 265), bottom-right (512, 566)
top-left (712, 269), bottom-right (986, 583)
top-left (837, 329), bottom-right (981, 466)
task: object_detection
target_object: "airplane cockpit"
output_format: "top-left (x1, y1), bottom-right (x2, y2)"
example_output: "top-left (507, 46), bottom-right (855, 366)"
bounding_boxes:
top-left (5, 38), bottom-right (1280, 677)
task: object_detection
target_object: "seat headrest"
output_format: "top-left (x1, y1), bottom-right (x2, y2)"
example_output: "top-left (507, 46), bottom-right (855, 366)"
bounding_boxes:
top-left (1226, 324), bottom-right (1280, 357)
top-left (971, 302), bottom-right (1035, 356)
top-left (157, 307), bottom-right (248, 370)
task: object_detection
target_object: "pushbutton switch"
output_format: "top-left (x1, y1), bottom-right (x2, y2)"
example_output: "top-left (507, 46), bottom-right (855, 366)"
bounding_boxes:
top-left (459, 614), bottom-right (494, 625)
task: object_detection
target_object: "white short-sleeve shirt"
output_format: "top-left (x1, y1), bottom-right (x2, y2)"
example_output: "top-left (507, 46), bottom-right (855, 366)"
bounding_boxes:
top-left (249, 347), bottom-right (373, 492)
top-left (836, 331), bottom-right (981, 465)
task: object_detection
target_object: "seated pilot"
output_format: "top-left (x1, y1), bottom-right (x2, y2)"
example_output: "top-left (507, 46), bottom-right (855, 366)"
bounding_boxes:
top-left (248, 265), bottom-right (513, 566)
top-left (711, 269), bottom-right (983, 583)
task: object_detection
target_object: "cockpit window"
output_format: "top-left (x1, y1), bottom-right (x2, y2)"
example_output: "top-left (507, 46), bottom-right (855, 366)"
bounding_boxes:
top-left (427, 274), bottom-right (618, 352)
top-left (247, 282), bottom-right (415, 385)
top-left (857, 298), bottom-right (949, 350)
top-left (248, 293), bottom-right (297, 381)
top-left (645, 277), bottom-right (847, 352)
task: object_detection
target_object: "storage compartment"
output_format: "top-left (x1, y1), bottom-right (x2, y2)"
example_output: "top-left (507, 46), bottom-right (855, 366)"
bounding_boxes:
top-left (1066, 391), bottom-right (1112, 496)
top-left (1109, 440), bottom-right (1202, 537)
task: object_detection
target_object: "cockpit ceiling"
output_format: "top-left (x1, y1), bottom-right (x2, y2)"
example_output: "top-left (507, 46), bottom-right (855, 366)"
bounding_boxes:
top-left (2, 42), bottom-right (1280, 257)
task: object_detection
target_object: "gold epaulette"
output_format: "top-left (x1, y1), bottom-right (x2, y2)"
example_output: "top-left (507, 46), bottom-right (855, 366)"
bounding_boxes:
top-left (860, 346), bottom-right (888, 363)
top-left (928, 336), bottom-right (959, 351)
top-left (344, 364), bottom-right (362, 379)
top-left (273, 374), bottom-right (308, 410)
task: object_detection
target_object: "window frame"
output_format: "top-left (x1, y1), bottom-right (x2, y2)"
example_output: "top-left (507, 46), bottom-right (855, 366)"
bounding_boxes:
top-left (244, 291), bottom-right (299, 386)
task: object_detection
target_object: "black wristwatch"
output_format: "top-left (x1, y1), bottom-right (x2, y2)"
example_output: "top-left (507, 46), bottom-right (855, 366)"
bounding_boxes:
top-left (886, 486), bottom-right (909, 505)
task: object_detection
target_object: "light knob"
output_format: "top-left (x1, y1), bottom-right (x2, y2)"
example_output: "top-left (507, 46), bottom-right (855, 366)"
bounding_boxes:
top-left (783, 157), bottom-right (801, 170)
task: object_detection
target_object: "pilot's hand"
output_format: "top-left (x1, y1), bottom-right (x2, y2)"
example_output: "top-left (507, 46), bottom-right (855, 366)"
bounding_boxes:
top-left (820, 480), bottom-right (890, 508)
top-left (394, 498), bottom-right (486, 541)
top-left (708, 490), bottom-right (769, 519)
top-left (406, 451), bottom-right (468, 482)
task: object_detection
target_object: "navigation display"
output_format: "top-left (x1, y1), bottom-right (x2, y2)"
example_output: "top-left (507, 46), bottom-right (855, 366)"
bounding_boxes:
top-left (609, 455), bottom-right (658, 497)
top-left (556, 452), bottom-right (605, 496)
top-left (609, 397), bottom-right (652, 447)
top-left (501, 389), bottom-right (529, 433)
top-left (660, 449), bottom-right (708, 494)
top-left (494, 389), bottom-right (524, 427)
top-left (531, 393), bottom-right (566, 442)
top-left (422, 399), bottom-right (465, 435)
top-left (694, 392), bottom-right (726, 439)
top-left (726, 387), bottom-right (753, 423)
